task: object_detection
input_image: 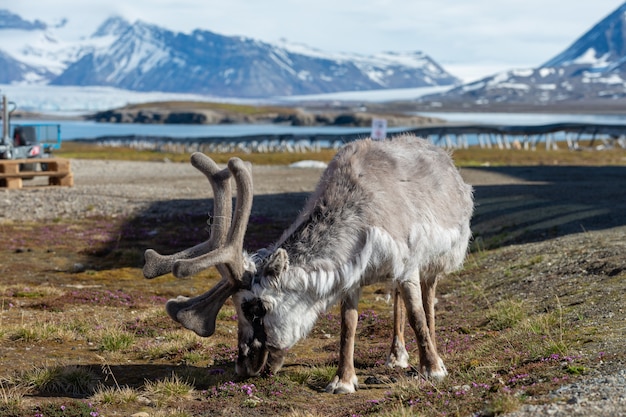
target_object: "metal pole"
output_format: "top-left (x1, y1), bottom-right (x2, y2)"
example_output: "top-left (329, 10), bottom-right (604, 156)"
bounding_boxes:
top-left (1, 95), bottom-right (10, 146)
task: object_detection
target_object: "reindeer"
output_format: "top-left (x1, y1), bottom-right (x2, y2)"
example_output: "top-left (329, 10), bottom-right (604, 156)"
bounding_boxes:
top-left (143, 135), bottom-right (474, 394)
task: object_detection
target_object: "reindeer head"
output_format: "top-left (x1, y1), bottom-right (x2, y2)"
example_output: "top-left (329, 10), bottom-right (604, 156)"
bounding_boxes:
top-left (231, 247), bottom-right (304, 376)
top-left (142, 152), bottom-right (285, 376)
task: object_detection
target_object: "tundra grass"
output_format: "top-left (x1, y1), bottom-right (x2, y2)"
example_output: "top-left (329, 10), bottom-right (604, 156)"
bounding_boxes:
top-left (57, 141), bottom-right (339, 165)
top-left (57, 140), bottom-right (626, 166)
top-left (1, 233), bottom-right (613, 416)
top-left (123, 100), bottom-right (299, 116)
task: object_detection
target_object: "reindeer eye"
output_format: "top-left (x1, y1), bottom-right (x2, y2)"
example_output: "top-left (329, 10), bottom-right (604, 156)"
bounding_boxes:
top-left (242, 298), bottom-right (266, 323)
top-left (241, 271), bottom-right (255, 289)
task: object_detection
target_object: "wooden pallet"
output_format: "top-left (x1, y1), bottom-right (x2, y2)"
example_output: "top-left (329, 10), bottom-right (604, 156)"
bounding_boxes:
top-left (0, 158), bottom-right (74, 189)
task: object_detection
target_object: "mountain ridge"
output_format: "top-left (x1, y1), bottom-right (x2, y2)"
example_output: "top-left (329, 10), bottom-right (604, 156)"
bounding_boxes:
top-left (419, 2), bottom-right (626, 108)
top-left (0, 12), bottom-right (459, 98)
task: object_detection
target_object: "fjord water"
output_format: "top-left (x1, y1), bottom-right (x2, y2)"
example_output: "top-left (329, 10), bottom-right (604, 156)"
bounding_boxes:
top-left (17, 112), bottom-right (626, 143)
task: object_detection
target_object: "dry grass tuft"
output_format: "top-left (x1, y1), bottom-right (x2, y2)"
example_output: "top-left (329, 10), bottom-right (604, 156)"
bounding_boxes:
top-left (143, 374), bottom-right (195, 406)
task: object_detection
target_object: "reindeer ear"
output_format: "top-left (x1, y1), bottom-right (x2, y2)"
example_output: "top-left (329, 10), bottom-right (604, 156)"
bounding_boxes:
top-left (263, 248), bottom-right (289, 280)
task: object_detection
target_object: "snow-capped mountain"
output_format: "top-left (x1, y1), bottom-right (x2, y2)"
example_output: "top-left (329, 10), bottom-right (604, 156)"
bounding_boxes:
top-left (421, 2), bottom-right (626, 106)
top-left (0, 10), bottom-right (459, 98)
top-left (0, 49), bottom-right (46, 83)
top-left (0, 10), bottom-right (118, 83)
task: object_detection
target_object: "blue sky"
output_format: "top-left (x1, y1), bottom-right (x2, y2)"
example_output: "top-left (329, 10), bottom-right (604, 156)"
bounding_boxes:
top-left (3, 0), bottom-right (624, 82)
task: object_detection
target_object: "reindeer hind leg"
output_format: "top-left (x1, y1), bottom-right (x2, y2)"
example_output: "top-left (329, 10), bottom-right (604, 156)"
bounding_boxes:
top-left (386, 285), bottom-right (409, 368)
top-left (421, 272), bottom-right (440, 354)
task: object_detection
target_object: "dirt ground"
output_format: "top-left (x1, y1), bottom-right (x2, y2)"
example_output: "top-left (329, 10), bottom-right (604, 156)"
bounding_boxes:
top-left (11, 156), bottom-right (626, 242)
top-left (47, 159), bottom-right (626, 239)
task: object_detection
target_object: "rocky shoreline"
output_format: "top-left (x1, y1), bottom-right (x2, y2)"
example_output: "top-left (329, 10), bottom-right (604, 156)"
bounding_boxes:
top-left (86, 106), bottom-right (443, 127)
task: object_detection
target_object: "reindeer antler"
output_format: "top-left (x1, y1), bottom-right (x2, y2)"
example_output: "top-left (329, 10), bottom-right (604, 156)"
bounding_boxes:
top-left (143, 154), bottom-right (254, 337)
top-left (143, 152), bottom-right (233, 279)
top-left (171, 157), bottom-right (253, 279)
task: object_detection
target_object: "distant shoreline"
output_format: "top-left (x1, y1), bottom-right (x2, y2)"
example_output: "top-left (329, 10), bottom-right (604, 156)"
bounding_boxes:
top-left (399, 100), bottom-right (626, 116)
top-left (7, 86), bottom-right (626, 122)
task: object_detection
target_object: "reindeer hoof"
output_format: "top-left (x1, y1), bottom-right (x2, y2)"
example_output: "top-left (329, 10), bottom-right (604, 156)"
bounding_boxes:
top-left (325, 375), bottom-right (358, 394)
top-left (422, 358), bottom-right (448, 381)
top-left (386, 346), bottom-right (409, 369)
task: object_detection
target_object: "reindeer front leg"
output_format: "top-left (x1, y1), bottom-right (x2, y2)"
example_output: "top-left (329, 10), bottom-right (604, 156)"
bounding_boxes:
top-left (326, 290), bottom-right (360, 394)
top-left (400, 276), bottom-right (447, 380)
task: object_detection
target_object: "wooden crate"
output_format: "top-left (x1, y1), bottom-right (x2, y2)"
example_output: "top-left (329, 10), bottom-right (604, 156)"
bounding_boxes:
top-left (0, 158), bottom-right (74, 189)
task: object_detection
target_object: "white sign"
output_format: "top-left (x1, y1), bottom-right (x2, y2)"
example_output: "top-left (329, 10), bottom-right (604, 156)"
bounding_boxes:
top-left (371, 118), bottom-right (387, 140)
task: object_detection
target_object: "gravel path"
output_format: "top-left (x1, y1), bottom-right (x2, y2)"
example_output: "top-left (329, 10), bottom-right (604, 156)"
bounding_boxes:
top-left (0, 159), bottom-right (325, 222)
top-left (3, 160), bottom-right (625, 234)
top-left (506, 369), bottom-right (626, 417)
top-left (2, 158), bottom-right (625, 416)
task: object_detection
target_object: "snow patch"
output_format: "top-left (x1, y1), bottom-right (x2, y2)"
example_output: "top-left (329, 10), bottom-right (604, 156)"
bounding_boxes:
top-left (490, 72), bottom-right (511, 84)
top-left (297, 70), bottom-right (312, 81)
top-left (573, 48), bottom-right (599, 65)
top-left (289, 160), bottom-right (328, 169)
top-left (269, 50), bottom-right (296, 76)
top-left (491, 83), bottom-right (530, 91)
top-left (539, 68), bottom-right (555, 77)
top-left (461, 81), bottom-right (486, 92)
top-left (511, 69), bottom-right (533, 77)
top-left (584, 73), bottom-right (625, 85)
